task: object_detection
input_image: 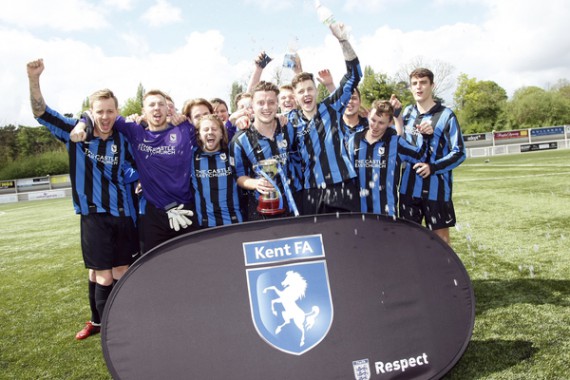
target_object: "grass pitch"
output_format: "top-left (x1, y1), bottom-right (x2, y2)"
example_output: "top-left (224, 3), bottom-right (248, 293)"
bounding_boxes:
top-left (1, 149), bottom-right (569, 379)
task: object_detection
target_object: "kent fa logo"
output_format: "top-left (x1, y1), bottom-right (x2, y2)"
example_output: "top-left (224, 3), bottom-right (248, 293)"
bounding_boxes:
top-left (244, 234), bottom-right (333, 355)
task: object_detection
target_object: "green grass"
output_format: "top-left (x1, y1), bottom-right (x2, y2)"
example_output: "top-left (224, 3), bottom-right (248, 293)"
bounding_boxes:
top-left (1, 149), bottom-right (569, 379)
top-left (445, 149), bottom-right (570, 379)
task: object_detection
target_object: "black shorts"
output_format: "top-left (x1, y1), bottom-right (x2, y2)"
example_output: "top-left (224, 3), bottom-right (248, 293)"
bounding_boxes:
top-left (398, 195), bottom-right (457, 230)
top-left (302, 180), bottom-right (359, 215)
top-left (139, 201), bottom-right (199, 254)
top-left (80, 213), bottom-right (139, 270)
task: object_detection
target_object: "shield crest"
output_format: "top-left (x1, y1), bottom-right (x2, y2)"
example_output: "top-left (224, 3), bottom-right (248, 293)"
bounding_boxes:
top-left (247, 261), bottom-right (333, 355)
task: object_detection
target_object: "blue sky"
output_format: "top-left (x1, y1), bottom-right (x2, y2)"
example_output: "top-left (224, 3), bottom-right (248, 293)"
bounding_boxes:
top-left (2, 0), bottom-right (569, 126)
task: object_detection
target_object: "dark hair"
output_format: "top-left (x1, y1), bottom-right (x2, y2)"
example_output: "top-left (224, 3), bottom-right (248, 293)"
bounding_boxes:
top-left (252, 81), bottom-right (280, 96)
top-left (370, 100), bottom-right (394, 120)
top-left (409, 68), bottom-right (434, 84)
top-left (210, 98), bottom-right (228, 109)
top-left (234, 92), bottom-right (252, 104)
top-left (291, 72), bottom-right (315, 89)
top-left (143, 89), bottom-right (169, 103)
top-left (89, 89), bottom-right (119, 109)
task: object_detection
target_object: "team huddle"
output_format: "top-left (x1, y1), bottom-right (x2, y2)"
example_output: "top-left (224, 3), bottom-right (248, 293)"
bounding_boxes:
top-left (26, 22), bottom-right (465, 340)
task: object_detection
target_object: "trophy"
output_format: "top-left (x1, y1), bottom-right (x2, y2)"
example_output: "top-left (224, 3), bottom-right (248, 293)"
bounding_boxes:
top-left (255, 158), bottom-right (285, 216)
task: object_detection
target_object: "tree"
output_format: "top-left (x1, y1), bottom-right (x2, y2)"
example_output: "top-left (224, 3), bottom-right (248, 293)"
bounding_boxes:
top-left (121, 83), bottom-right (145, 117)
top-left (395, 56), bottom-right (456, 103)
top-left (506, 86), bottom-right (570, 129)
top-left (316, 83), bottom-right (330, 104)
top-left (358, 66), bottom-right (413, 109)
top-left (16, 126), bottom-right (63, 157)
top-left (453, 74), bottom-right (508, 133)
top-left (0, 125), bottom-right (18, 165)
top-left (229, 81), bottom-right (244, 112)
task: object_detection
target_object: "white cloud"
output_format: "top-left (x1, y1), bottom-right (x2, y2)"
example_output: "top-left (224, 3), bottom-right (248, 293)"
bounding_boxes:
top-left (0, 0), bottom-right (108, 31)
top-left (343, 0), bottom-right (389, 12)
top-left (120, 32), bottom-right (151, 56)
top-left (5, 28), bottom-right (248, 126)
top-left (3, 0), bottom-right (570, 128)
top-left (243, 0), bottom-right (296, 12)
top-left (103, 0), bottom-right (135, 11)
top-left (140, 0), bottom-right (183, 27)
top-left (345, 0), bottom-right (570, 103)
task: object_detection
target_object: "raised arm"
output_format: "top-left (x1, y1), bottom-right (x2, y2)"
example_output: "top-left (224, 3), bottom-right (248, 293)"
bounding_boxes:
top-left (247, 51), bottom-right (272, 93)
top-left (27, 59), bottom-right (47, 118)
top-left (330, 23), bottom-right (356, 61)
top-left (317, 69), bottom-right (337, 94)
top-left (324, 22), bottom-right (361, 113)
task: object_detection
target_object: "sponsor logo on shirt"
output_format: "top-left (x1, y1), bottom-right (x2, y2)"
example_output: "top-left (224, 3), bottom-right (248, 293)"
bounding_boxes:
top-left (195, 167), bottom-right (233, 178)
top-left (137, 143), bottom-right (176, 156)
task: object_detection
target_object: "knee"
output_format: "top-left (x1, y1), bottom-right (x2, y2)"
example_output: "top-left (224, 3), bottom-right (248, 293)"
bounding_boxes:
top-left (95, 270), bottom-right (114, 286)
top-left (112, 265), bottom-right (129, 280)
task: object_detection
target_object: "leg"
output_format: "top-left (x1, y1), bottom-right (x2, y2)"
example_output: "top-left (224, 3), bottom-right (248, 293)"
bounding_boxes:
top-left (76, 269), bottom-right (102, 340)
top-left (433, 227), bottom-right (451, 245)
top-left (94, 269), bottom-right (114, 323)
top-left (112, 265), bottom-right (129, 281)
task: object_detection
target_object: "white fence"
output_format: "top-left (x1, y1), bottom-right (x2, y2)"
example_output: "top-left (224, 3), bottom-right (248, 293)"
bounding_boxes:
top-left (0, 174), bottom-right (71, 204)
top-left (465, 125), bottom-right (570, 158)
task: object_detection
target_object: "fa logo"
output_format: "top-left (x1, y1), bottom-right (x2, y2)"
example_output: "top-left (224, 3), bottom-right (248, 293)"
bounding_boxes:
top-left (353, 359), bottom-right (371, 380)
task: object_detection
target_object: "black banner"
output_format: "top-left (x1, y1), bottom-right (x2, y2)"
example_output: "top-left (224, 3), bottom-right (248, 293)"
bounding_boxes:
top-left (0, 180), bottom-right (15, 189)
top-left (102, 214), bottom-right (474, 380)
top-left (521, 142), bottom-right (558, 152)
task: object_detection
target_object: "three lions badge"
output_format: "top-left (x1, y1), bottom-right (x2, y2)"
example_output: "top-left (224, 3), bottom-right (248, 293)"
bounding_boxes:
top-left (244, 234), bottom-right (333, 355)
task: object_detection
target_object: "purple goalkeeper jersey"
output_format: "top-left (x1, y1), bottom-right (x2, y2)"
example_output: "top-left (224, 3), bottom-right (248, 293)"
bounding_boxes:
top-left (113, 118), bottom-right (196, 210)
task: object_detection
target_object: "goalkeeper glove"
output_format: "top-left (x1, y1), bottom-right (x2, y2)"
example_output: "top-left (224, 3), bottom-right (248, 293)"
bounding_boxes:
top-left (166, 204), bottom-right (194, 231)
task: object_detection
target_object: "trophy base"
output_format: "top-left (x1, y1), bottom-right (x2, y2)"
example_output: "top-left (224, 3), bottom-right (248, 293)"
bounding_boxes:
top-left (257, 196), bottom-right (285, 216)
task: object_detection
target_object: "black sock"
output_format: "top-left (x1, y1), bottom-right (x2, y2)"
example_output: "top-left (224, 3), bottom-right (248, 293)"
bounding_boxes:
top-left (95, 283), bottom-right (113, 324)
top-left (88, 280), bottom-right (100, 325)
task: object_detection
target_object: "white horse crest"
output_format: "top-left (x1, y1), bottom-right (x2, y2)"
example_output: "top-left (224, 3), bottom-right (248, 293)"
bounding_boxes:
top-left (263, 271), bottom-right (320, 347)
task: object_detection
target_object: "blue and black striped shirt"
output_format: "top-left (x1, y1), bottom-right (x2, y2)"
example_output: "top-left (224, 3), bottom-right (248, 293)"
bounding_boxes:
top-left (229, 121), bottom-right (297, 214)
top-left (287, 58), bottom-right (362, 189)
top-left (400, 102), bottom-right (466, 201)
top-left (191, 147), bottom-right (243, 227)
top-left (348, 129), bottom-right (427, 216)
top-left (37, 106), bottom-right (138, 217)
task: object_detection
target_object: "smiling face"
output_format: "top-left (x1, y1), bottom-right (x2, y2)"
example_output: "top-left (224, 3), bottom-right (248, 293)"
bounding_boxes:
top-left (344, 89), bottom-right (361, 117)
top-left (366, 101), bottom-right (394, 142)
top-left (91, 98), bottom-right (118, 137)
top-left (252, 90), bottom-right (279, 126)
top-left (293, 79), bottom-right (317, 116)
top-left (212, 101), bottom-right (230, 123)
top-left (190, 104), bottom-right (212, 126)
top-left (278, 88), bottom-right (296, 113)
top-left (197, 116), bottom-right (225, 152)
